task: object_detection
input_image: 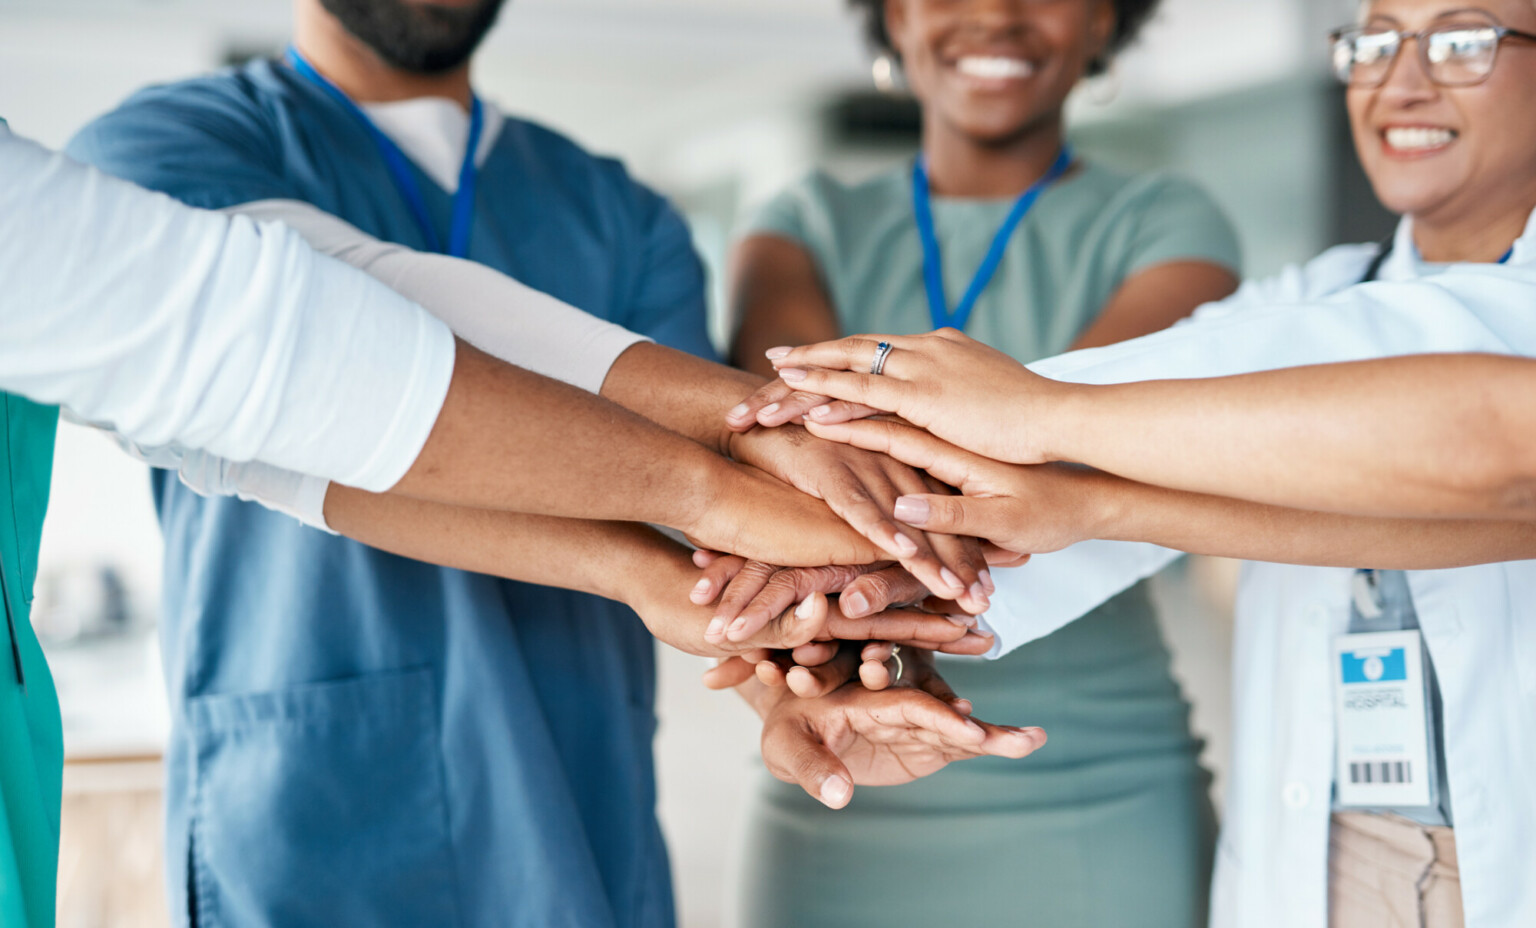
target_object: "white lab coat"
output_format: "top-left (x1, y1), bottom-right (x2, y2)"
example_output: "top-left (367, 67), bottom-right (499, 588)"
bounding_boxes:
top-left (984, 210), bottom-right (1536, 927)
top-left (0, 123), bottom-right (455, 490)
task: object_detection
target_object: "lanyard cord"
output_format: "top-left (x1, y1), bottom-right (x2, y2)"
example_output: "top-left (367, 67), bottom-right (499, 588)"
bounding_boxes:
top-left (912, 146), bottom-right (1074, 333)
top-left (1360, 238), bottom-right (1513, 284)
top-left (285, 46), bottom-right (483, 258)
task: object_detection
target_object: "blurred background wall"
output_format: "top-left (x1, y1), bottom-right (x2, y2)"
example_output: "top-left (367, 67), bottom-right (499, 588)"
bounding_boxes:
top-left (0, 0), bottom-right (1389, 925)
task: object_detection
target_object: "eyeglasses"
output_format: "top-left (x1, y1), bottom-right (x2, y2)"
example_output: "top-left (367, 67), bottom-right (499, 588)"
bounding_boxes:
top-left (1329, 12), bottom-right (1536, 87)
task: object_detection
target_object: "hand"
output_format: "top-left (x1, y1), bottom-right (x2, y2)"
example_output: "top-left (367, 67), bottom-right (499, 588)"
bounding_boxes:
top-left (633, 549), bottom-right (988, 660)
top-left (726, 423), bottom-right (992, 611)
top-left (800, 419), bottom-right (1120, 555)
top-left (689, 551), bottom-right (988, 646)
top-left (753, 677), bottom-right (1046, 808)
top-left (683, 459), bottom-right (884, 568)
top-left (725, 379), bottom-right (882, 432)
top-left (764, 328), bottom-right (1081, 465)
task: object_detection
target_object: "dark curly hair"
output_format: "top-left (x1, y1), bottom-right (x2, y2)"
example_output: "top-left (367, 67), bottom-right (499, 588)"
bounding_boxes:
top-left (847, 0), bottom-right (1161, 75)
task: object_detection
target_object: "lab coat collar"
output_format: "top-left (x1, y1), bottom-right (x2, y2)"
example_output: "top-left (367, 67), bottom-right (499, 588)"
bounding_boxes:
top-left (1384, 205), bottom-right (1536, 281)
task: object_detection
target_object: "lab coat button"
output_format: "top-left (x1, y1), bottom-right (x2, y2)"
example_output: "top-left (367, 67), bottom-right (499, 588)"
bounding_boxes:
top-left (1282, 782), bottom-right (1311, 809)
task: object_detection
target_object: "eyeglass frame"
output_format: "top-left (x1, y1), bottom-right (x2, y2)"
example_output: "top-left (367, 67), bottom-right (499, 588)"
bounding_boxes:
top-left (1328, 12), bottom-right (1536, 88)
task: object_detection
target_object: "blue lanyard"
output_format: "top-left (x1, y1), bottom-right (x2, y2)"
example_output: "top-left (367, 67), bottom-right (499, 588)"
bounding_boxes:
top-left (912, 147), bottom-right (1073, 332)
top-left (285, 46), bottom-right (483, 258)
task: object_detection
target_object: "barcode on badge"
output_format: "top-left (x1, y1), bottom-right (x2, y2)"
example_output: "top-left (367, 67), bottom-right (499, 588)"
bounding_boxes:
top-left (1349, 760), bottom-right (1412, 785)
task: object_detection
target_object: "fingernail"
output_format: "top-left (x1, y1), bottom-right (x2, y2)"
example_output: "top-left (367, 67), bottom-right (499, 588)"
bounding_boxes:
top-left (891, 534), bottom-right (919, 557)
top-left (766, 347), bottom-right (791, 360)
top-left (705, 618), bottom-right (725, 638)
top-left (843, 591), bottom-right (871, 617)
top-left (946, 613), bottom-right (976, 628)
top-left (965, 719), bottom-right (985, 736)
top-left (966, 628), bottom-right (994, 642)
top-left (969, 582), bottom-right (990, 607)
top-left (728, 617), bottom-right (748, 637)
top-left (892, 496), bottom-right (929, 524)
top-left (979, 569), bottom-right (995, 595)
top-left (795, 596), bottom-right (816, 620)
top-left (820, 774), bottom-right (851, 806)
top-left (780, 368), bottom-right (807, 383)
top-left (940, 567), bottom-right (964, 594)
top-left (760, 403), bottom-right (780, 417)
top-left (809, 405), bottom-right (832, 419)
top-left (691, 577), bottom-right (712, 596)
top-left (727, 403), bottom-right (749, 421)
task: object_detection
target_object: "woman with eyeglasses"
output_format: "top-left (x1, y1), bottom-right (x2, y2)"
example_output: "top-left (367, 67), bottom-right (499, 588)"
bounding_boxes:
top-left (742, 0), bottom-right (1536, 925)
top-left (724, 1), bottom-right (1242, 926)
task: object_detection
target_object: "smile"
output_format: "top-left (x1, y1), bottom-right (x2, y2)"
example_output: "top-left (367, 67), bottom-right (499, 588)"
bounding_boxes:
top-left (955, 56), bottom-right (1035, 81)
top-left (1382, 126), bottom-right (1457, 154)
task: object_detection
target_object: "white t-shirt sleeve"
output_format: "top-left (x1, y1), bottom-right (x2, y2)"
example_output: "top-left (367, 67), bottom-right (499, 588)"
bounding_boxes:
top-left (0, 126), bottom-right (454, 492)
top-left (981, 258), bottom-right (1536, 658)
top-left (229, 199), bottom-right (650, 394)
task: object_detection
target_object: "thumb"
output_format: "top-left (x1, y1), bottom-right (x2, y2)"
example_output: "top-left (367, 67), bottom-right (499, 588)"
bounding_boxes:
top-left (762, 719), bottom-right (855, 810)
top-left (892, 493), bottom-right (1016, 547)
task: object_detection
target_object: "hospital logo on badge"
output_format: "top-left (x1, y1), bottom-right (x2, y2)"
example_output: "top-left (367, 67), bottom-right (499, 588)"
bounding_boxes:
top-left (1341, 647), bottom-right (1408, 685)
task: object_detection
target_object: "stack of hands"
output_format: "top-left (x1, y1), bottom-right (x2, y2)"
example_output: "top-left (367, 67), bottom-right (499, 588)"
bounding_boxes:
top-left (652, 329), bottom-right (1124, 810)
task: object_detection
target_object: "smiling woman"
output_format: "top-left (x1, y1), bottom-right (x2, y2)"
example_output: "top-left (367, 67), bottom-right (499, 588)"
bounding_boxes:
top-left (1340, 0), bottom-right (1536, 263)
top-left (726, 1), bottom-right (1243, 926)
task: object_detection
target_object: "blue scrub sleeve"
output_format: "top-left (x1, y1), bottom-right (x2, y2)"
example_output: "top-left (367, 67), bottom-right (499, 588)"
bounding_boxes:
top-left (66, 79), bottom-right (295, 209)
top-left (621, 189), bottom-right (717, 362)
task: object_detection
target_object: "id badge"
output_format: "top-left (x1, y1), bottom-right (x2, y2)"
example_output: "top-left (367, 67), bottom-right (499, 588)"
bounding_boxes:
top-left (1331, 630), bottom-right (1438, 810)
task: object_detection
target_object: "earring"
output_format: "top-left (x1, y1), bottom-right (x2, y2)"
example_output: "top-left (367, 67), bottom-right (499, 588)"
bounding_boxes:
top-left (872, 53), bottom-right (905, 94)
top-left (1085, 57), bottom-right (1121, 106)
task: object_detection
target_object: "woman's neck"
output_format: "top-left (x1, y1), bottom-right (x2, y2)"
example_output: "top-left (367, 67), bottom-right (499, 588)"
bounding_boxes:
top-left (920, 116), bottom-right (1067, 199)
top-left (1412, 200), bottom-right (1534, 264)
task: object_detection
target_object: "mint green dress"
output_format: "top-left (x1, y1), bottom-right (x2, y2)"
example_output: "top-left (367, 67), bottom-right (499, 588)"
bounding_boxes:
top-left (0, 394), bottom-right (62, 928)
top-left (737, 161), bottom-right (1241, 928)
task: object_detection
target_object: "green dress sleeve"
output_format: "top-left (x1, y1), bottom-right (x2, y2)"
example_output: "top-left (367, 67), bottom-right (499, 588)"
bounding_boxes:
top-left (1121, 173), bottom-right (1243, 277)
top-left (740, 184), bottom-right (812, 246)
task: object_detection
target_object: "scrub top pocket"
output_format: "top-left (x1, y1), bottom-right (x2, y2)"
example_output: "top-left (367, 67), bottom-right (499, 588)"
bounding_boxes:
top-left (185, 667), bottom-right (461, 928)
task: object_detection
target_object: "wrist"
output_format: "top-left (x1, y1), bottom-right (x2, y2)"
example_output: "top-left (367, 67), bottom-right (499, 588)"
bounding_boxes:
top-left (603, 526), bottom-right (694, 609)
top-left (667, 445), bottom-right (734, 539)
top-left (1080, 469), bottom-right (1131, 541)
top-left (1030, 380), bottom-right (1095, 464)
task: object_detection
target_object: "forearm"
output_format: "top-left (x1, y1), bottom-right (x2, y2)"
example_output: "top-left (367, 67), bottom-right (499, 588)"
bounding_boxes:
top-left (325, 483), bottom-right (696, 605)
top-left (1097, 470), bottom-right (1536, 568)
top-left (392, 340), bottom-right (723, 528)
top-left (600, 342), bottom-right (764, 455)
top-left (1044, 356), bottom-right (1536, 521)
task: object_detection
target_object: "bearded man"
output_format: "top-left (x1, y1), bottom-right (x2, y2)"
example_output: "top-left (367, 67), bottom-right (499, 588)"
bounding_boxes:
top-left (68, 2), bottom-right (714, 925)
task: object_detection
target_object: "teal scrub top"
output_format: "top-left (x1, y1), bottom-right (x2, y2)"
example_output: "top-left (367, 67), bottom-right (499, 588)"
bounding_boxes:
top-left (0, 392), bottom-right (61, 928)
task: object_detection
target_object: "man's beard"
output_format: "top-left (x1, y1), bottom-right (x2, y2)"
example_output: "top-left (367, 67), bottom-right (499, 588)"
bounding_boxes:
top-left (319, 0), bottom-right (508, 74)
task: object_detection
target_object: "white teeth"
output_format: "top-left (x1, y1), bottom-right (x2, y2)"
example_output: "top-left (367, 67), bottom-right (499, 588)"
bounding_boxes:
top-left (956, 56), bottom-right (1034, 80)
top-left (1385, 127), bottom-right (1455, 151)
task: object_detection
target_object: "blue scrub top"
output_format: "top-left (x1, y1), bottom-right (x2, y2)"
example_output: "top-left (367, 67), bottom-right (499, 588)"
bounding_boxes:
top-left (68, 59), bottom-right (714, 928)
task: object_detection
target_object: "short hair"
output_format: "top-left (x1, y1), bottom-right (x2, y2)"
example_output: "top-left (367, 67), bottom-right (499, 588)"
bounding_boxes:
top-left (847, 0), bottom-right (1162, 75)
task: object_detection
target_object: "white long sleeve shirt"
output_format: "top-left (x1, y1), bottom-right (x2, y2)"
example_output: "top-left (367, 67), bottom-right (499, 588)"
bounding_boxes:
top-left (985, 209), bottom-right (1536, 928)
top-left (0, 123), bottom-right (455, 492)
